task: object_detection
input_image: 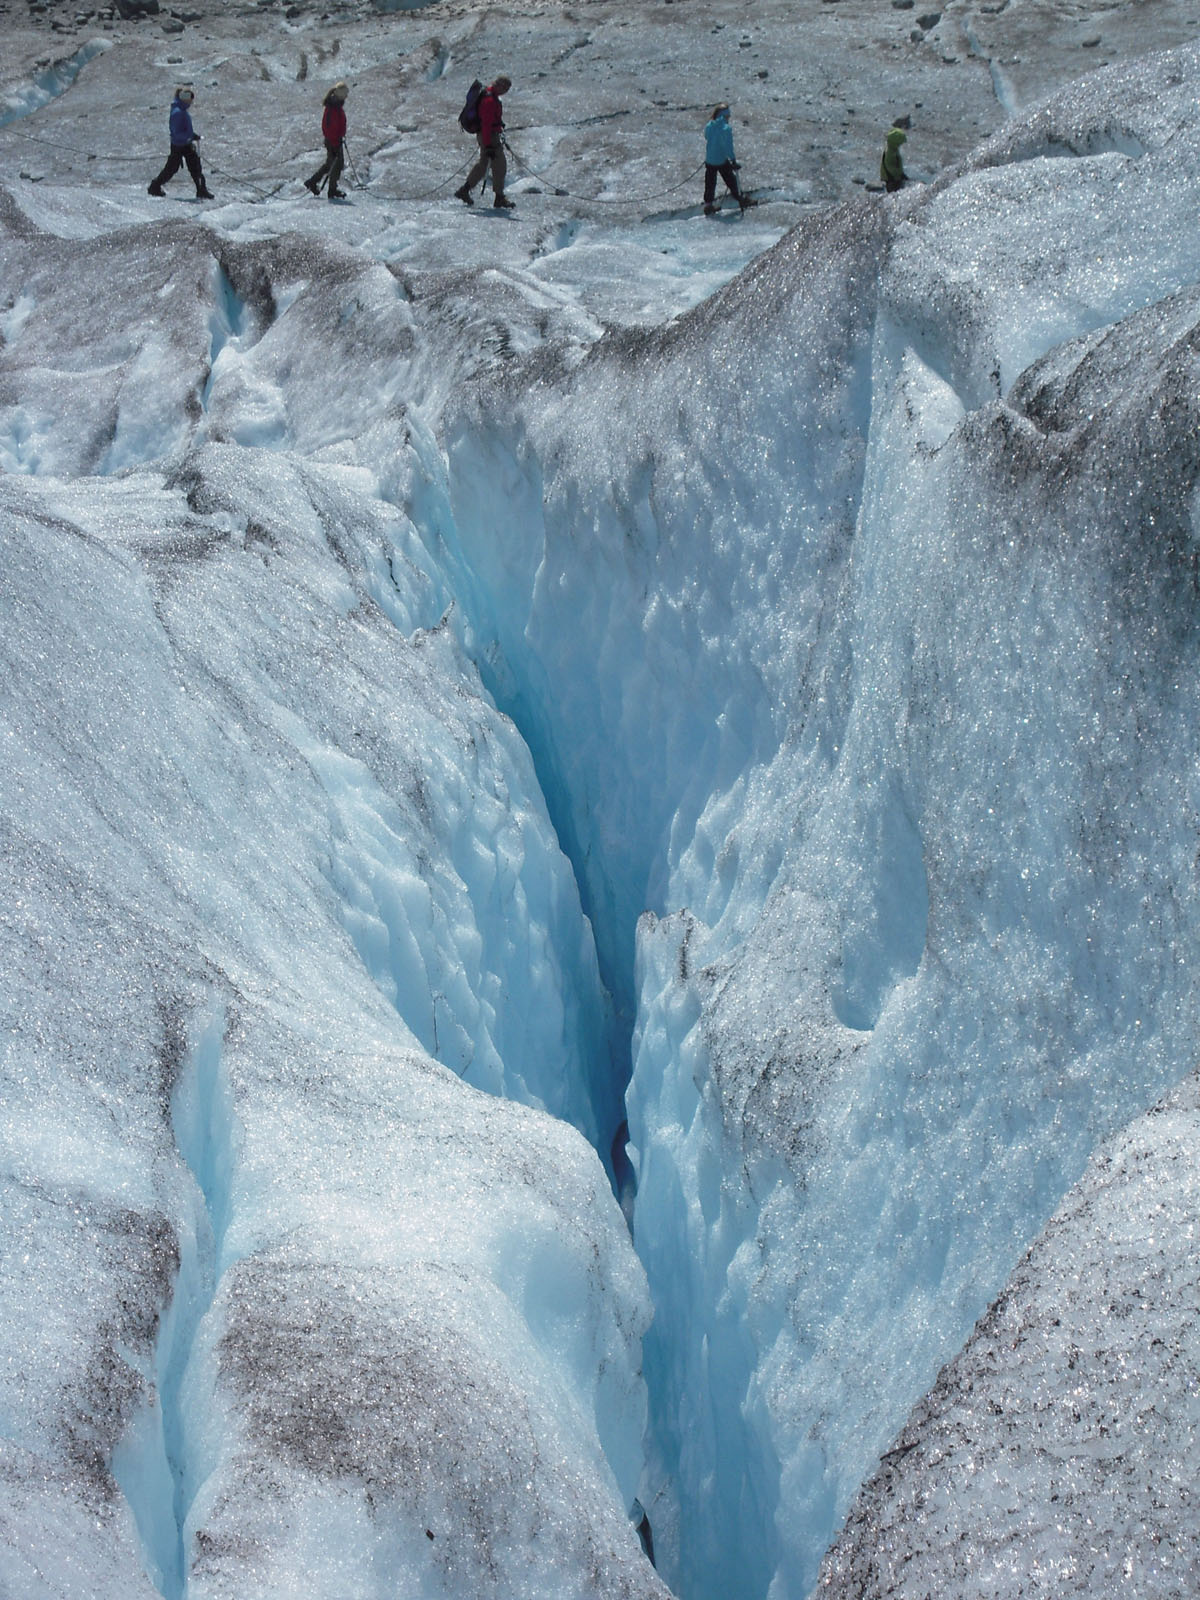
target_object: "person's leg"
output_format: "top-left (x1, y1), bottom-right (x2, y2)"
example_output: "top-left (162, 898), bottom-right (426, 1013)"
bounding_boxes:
top-left (490, 142), bottom-right (509, 203)
top-left (328, 144), bottom-right (345, 196)
top-left (463, 142), bottom-right (490, 191)
top-left (186, 144), bottom-right (213, 198)
top-left (704, 164), bottom-right (718, 206)
top-left (307, 140), bottom-right (336, 192)
top-left (149, 146), bottom-right (184, 193)
top-left (719, 160), bottom-right (741, 199)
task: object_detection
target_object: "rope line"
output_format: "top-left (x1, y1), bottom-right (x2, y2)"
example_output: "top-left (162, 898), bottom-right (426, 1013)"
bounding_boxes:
top-left (342, 151), bottom-right (478, 204)
top-left (0, 122), bottom-right (151, 162)
top-left (502, 137), bottom-right (708, 203)
top-left (0, 120), bottom-right (290, 202)
top-left (204, 159), bottom-right (289, 203)
top-left (0, 118), bottom-right (780, 211)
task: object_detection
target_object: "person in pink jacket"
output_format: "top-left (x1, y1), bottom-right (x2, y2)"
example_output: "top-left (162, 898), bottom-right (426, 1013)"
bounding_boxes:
top-left (305, 82), bottom-right (349, 200)
top-left (456, 76), bottom-right (513, 209)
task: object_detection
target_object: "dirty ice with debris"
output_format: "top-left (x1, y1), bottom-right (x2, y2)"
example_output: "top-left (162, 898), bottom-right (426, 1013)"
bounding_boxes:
top-left (2, 0), bottom-right (1200, 1596)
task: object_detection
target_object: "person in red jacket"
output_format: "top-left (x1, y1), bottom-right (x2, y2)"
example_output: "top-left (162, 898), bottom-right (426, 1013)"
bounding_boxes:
top-left (456, 76), bottom-right (513, 209)
top-left (305, 82), bottom-right (349, 200)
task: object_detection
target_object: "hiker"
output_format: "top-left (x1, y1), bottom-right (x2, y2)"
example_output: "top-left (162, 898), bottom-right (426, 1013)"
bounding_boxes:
top-left (456, 76), bottom-right (513, 209)
top-left (881, 124), bottom-right (908, 192)
top-left (148, 86), bottom-right (213, 200)
top-left (704, 104), bottom-right (750, 215)
top-left (305, 82), bottom-right (349, 199)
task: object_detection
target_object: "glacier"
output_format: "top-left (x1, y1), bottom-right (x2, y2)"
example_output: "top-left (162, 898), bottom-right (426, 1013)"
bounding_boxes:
top-left (1, 5), bottom-right (1200, 1599)
top-left (817, 1070), bottom-right (1200, 1598)
top-left (435, 44), bottom-right (1200, 1598)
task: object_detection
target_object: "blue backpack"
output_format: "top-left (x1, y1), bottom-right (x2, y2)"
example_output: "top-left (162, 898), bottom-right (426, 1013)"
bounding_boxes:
top-left (458, 80), bottom-right (484, 134)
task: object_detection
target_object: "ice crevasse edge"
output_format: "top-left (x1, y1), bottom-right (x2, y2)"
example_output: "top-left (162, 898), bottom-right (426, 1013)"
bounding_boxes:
top-left (431, 41), bottom-right (1200, 1600)
top-left (0, 258), bottom-right (666, 1600)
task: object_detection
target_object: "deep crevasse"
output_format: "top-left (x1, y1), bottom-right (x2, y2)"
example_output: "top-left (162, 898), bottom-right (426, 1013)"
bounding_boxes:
top-left (3, 34), bottom-right (1200, 1600)
top-left (421, 44), bottom-right (1200, 1600)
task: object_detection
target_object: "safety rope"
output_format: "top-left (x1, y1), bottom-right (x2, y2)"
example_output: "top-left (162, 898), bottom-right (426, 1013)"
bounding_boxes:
top-left (0, 122), bottom-right (150, 162)
top-left (204, 158), bottom-right (289, 203)
top-left (0, 117), bottom-right (779, 212)
top-left (0, 118), bottom-right (296, 204)
top-left (501, 136), bottom-right (709, 204)
top-left (337, 139), bottom-right (480, 203)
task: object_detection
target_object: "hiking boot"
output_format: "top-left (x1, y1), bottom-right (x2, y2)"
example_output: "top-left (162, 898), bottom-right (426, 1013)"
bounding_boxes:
top-left (703, 202), bottom-right (716, 215)
top-left (328, 187), bottom-right (347, 200)
top-left (493, 194), bottom-right (514, 209)
top-left (455, 184), bottom-right (473, 206)
top-left (148, 182), bottom-right (165, 196)
top-left (196, 185), bottom-right (214, 199)
top-left (304, 176), bottom-right (321, 195)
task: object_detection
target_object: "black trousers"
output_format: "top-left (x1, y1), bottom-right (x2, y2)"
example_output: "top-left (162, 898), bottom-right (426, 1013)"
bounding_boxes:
top-left (153, 142), bottom-right (205, 190)
top-left (704, 161), bottom-right (741, 204)
top-left (308, 139), bottom-right (345, 192)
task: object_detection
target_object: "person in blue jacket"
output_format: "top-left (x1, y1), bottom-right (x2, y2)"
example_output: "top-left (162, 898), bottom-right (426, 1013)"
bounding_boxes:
top-left (703, 103), bottom-right (749, 214)
top-left (148, 86), bottom-right (213, 200)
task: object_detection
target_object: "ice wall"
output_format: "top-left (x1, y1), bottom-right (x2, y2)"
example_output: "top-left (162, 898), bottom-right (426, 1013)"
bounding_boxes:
top-left (817, 1070), bottom-right (1200, 1599)
top-left (0, 211), bottom-right (660, 1596)
top-left (431, 44), bottom-right (1200, 1600)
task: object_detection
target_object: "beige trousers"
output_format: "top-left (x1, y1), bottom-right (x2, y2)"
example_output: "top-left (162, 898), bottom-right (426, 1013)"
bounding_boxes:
top-left (465, 137), bottom-right (506, 195)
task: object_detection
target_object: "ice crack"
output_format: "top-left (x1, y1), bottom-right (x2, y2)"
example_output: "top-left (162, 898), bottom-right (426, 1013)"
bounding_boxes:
top-left (112, 1004), bottom-right (237, 1600)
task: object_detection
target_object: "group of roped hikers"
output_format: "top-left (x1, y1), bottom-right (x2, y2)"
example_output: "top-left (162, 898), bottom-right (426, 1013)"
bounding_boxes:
top-left (147, 78), bottom-right (911, 210)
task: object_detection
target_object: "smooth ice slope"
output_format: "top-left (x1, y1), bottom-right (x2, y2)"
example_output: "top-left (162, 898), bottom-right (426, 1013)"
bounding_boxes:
top-left (817, 1071), bottom-right (1200, 1599)
top-left (430, 44), bottom-right (1200, 1600)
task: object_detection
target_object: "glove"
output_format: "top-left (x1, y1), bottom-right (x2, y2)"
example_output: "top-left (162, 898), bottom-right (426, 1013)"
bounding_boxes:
top-left (192, 133), bottom-right (201, 142)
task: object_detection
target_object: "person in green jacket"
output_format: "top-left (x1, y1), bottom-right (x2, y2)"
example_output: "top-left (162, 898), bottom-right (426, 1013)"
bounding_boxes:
top-left (881, 125), bottom-right (908, 192)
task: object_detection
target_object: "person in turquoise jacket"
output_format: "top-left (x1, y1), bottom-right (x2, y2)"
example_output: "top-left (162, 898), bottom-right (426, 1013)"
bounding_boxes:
top-left (703, 104), bottom-right (749, 214)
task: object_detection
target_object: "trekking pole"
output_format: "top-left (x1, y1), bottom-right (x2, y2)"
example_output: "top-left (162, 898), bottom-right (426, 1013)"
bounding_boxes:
top-left (343, 137), bottom-right (363, 188)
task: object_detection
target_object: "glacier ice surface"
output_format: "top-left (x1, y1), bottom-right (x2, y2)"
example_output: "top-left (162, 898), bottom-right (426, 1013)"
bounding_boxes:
top-left (2, 11), bottom-right (1200, 1600)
